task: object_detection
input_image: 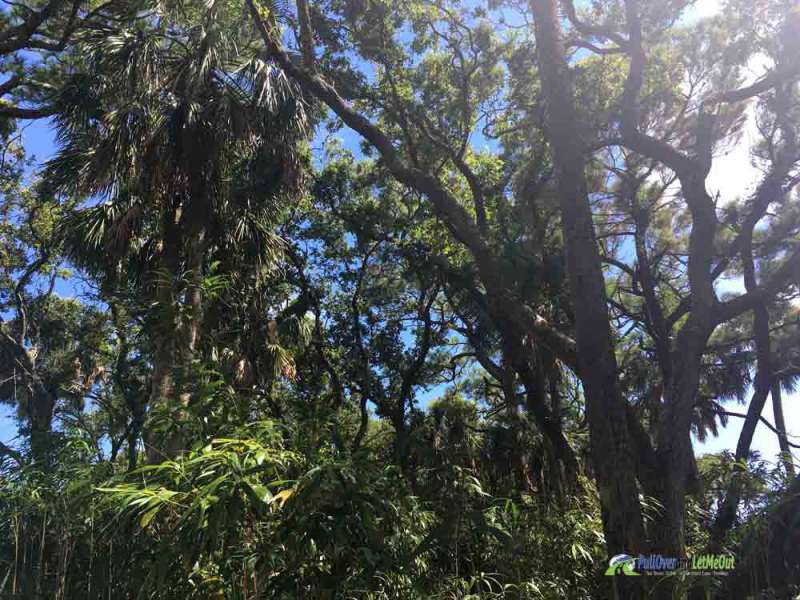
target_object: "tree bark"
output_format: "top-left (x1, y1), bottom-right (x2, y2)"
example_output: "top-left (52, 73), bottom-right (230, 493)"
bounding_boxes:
top-left (614, 0), bottom-right (718, 561)
top-left (710, 300), bottom-right (772, 547)
top-left (28, 386), bottom-right (57, 466)
top-left (1, 329), bottom-right (57, 466)
top-left (145, 198), bottom-right (182, 462)
top-left (711, 195), bottom-right (780, 547)
top-left (529, 0), bottom-right (644, 556)
top-left (771, 381), bottom-right (795, 476)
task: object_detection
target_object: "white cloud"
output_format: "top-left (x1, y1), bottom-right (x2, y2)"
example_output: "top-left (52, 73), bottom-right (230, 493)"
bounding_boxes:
top-left (694, 0), bottom-right (723, 19)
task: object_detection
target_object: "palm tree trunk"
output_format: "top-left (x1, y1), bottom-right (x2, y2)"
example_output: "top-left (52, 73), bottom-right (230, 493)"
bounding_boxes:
top-left (145, 199), bottom-right (182, 462)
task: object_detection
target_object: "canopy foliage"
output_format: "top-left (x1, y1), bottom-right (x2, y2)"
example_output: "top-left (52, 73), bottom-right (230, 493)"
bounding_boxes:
top-left (0, 0), bottom-right (799, 597)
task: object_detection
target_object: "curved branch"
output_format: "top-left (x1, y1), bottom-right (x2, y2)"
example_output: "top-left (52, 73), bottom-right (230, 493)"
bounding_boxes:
top-left (246, 0), bottom-right (578, 368)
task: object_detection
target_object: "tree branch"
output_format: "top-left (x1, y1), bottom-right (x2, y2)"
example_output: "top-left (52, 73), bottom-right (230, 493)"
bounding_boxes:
top-left (246, 0), bottom-right (579, 368)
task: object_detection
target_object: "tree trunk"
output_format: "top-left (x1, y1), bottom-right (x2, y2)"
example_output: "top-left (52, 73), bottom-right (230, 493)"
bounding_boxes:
top-left (145, 198), bottom-right (182, 462)
top-left (29, 386), bottom-right (56, 466)
top-left (771, 380), bottom-right (795, 477)
top-left (710, 303), bottom-right (772, 548)
top-left (711, 219), bottom-right (778, 547)
top-left (495, 317), bottom-right (579, 483)
top-left (651, 316), bottom-right (711, 557)
top-left (529, 0), bottom-right (644, 556)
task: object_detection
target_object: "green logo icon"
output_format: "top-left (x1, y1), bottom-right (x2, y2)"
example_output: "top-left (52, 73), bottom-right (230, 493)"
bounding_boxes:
top-left (605, 554), bottom-right (639, 576)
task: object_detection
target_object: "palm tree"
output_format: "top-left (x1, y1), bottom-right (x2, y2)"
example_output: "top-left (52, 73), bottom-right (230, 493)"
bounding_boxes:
top-left (45, 0), bottom-right (309, 459)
